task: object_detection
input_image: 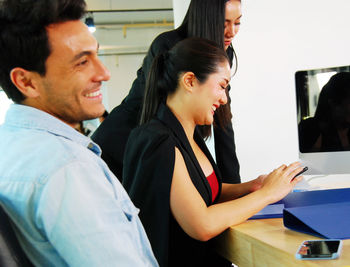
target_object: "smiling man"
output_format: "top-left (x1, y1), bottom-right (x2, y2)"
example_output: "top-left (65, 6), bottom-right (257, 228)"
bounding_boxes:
top-left (0, 0), bottom-right (158, 266)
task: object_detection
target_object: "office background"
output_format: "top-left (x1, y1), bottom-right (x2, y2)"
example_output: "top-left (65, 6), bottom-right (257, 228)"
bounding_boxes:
top-left (1, 0), bottom-right (349, 181)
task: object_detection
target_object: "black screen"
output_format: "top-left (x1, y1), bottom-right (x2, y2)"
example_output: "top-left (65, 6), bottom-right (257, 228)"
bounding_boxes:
top-left (295, 65), bottom-right (350, 153)
top-left (297, 240), bottom-right (341, 258)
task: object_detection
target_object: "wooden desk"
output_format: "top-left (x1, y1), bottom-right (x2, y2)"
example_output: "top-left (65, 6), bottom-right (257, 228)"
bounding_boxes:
top-left (214, 218), bottom-right (350, 267)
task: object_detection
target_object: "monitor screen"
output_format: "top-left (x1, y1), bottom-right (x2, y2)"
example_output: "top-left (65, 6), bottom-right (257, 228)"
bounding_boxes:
top-left (295, 65), bottom-right (350, 174)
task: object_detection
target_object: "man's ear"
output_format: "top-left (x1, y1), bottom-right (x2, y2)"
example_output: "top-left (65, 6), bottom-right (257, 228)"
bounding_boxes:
top-left (10, 67), bottom-right (40, 98)
top-left (180, 72), bottom-right (196, 93)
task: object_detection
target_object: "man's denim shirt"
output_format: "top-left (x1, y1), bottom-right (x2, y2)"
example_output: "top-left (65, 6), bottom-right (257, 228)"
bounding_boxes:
top-left (0, 104), bottom-right (158, 267)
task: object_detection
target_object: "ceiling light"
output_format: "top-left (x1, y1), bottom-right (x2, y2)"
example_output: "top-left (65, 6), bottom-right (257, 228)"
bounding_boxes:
top-left (85, 13), bottom-right (96, 33)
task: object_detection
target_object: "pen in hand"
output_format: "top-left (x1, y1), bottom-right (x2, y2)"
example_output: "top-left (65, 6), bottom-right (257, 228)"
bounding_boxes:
top-left (293, 166), bottom-right (308, 180)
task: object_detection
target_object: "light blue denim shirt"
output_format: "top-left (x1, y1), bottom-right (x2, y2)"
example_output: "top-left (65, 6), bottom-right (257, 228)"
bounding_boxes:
top-left (0, 104), bottom-right (158, 267)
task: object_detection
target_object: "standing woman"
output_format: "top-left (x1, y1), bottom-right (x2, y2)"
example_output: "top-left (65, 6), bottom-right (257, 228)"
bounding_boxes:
top-left (123, 38), bottom-right (303, 267)
top-left (92, 0), bottom-right (242, 183)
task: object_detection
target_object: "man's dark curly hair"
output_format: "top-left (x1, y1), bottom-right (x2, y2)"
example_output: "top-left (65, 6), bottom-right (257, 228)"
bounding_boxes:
top-left (0, 0), bottom-right (86, 103)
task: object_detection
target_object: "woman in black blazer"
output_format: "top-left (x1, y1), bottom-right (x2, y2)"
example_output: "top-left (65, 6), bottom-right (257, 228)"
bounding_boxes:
top-left (92, 0), bottom-right (242, 183)
top-left (122, 38), bottom-right (303, 267)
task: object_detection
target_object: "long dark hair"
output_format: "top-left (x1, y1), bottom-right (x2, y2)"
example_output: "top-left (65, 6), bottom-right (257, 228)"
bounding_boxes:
top-left (0, 0), bottom-right (86, 103)
top-left (178, 0), bottom-right (240, 71)
top-left (176, 0), bottom-right (241, 136)
top-left (140, 38), bottom-right (229, 125)
top-left (178, 0), bottom-right (226, 48)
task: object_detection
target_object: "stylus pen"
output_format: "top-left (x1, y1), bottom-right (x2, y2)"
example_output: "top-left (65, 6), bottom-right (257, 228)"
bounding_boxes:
top-left (293, 166), bottom-right (308, 179)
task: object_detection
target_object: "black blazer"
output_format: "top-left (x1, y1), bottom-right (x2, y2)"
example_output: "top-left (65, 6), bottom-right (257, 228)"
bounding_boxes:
top-left (123, 103), bottom-right (226, 267)
top-left (92, 29), bottom-right (240, 183)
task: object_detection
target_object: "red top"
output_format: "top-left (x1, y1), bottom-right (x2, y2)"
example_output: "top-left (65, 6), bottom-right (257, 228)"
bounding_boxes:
top-left (206, 171), bottom-right (219, 202)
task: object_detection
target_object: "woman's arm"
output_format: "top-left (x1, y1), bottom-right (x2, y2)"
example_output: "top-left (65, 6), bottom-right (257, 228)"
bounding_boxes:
top-left (218, 174), bottom-right (267, 202)
top-left (170, 148), bottom-right (302, 242)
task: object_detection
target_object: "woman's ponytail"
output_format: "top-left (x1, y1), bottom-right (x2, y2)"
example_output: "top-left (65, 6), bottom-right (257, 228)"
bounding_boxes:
top-left (140, 52), bottom-right (169, 124)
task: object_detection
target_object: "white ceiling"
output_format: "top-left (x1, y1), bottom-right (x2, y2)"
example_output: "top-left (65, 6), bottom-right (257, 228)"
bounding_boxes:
top-left (86, 0), bottom-right (172, 10)
top-left (85, 0), bottom-right (174, 25)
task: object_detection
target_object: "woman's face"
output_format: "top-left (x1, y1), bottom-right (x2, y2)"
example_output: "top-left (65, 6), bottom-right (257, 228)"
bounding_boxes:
top-left (192, 61), bottom-right (231, 126)
top-left (224, 0), bottom-right (242, 50)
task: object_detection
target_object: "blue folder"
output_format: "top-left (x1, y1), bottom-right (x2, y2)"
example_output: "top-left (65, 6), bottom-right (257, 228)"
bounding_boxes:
top-left (249, 203), bottom-right (284, 219)
top-left (282, 188), bottom-right (350, 239)
top-left (249, 188), bottom-right (350, 239)
top-left (283, 202), bottom-right (350, 239)
top-left (282, 187), bottom-right (350, 208)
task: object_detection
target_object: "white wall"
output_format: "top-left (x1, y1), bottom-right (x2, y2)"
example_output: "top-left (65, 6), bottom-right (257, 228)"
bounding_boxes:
top-left (94, 26), bottom-right (174, 110)
top-left (172, 0), bottom-right (190, 27)
top-left (0, 91), bottom-right (12, 125)
top-left (173, 0), bottom-right (350, 181)
top-left (100, 54), bottom-right (144, 109)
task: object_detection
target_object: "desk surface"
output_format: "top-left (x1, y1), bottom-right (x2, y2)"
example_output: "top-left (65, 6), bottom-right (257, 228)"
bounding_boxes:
top-left (214, 218), bottom-right (350, 267)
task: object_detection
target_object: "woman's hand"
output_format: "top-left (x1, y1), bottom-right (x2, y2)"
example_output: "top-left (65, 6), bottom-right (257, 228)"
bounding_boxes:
top-left (249, 174), bottom-right (267, 192)
top-left (259, 162), bottom-right (304, 203)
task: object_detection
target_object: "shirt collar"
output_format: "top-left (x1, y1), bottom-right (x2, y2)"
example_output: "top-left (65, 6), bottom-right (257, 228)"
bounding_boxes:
top-left (4, 104), bottom-right (101, 156)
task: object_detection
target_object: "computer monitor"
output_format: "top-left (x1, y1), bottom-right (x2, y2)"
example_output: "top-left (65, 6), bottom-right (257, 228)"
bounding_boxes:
top-left (295, 65), bottom-right (350, 174)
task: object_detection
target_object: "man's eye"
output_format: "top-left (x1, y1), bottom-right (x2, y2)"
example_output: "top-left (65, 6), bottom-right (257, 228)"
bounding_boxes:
top-left (77, 60), bottom-right (88, 66)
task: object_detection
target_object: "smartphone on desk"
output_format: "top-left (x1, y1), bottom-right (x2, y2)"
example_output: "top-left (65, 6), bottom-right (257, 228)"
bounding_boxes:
top-left (295, 239), bottom-right (342, 260)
